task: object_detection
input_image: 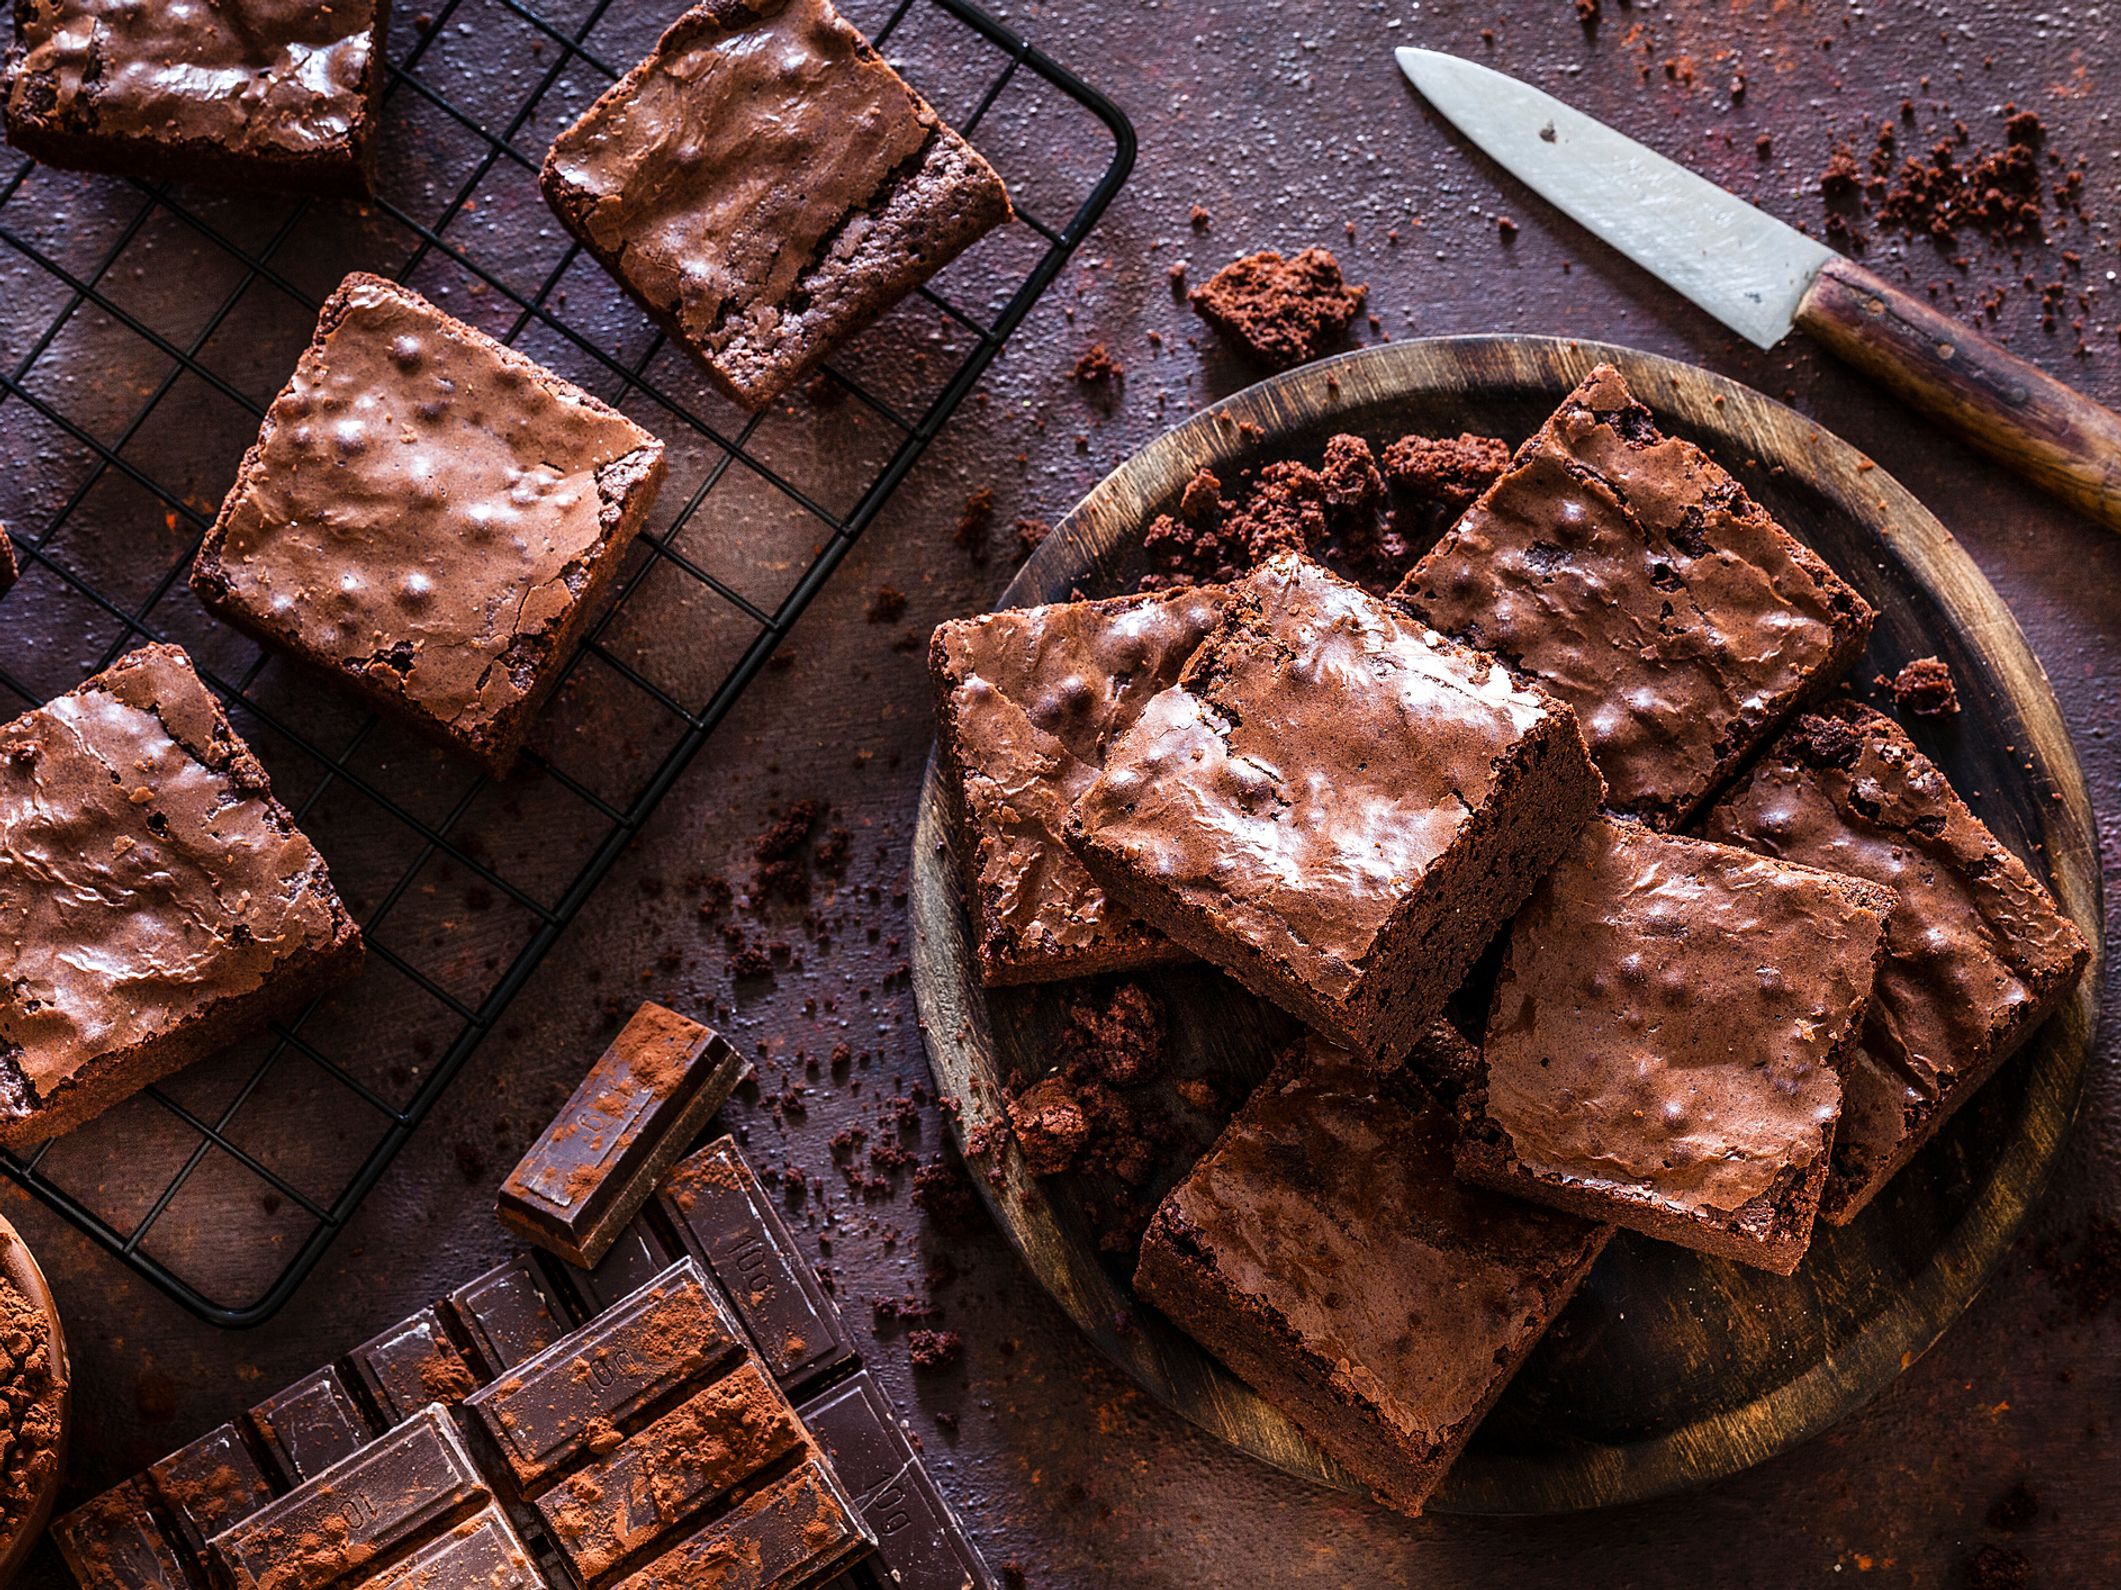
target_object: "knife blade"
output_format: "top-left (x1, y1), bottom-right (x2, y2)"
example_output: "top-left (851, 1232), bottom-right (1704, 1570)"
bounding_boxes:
top-left (1396, 46), bottom-right (2121, 534)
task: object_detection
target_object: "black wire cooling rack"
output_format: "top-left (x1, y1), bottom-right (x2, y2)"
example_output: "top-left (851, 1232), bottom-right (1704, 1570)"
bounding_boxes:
top-left (0, 0), bottom-right (1132, 1326)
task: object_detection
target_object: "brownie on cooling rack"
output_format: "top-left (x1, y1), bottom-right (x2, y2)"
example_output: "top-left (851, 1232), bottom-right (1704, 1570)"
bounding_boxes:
top-left (2, 0), bottom-right (391, 195)
top-left (0, 643), bottom-right (363, 1146)
top-left (192, 272), bottom-right (667, 778)
top-left (541, 0), bottom-right (1013, 411)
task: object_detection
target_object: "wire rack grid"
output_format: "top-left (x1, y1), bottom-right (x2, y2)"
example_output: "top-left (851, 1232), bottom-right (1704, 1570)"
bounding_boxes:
top-left (0, 0), bottom-right (1133, 1325)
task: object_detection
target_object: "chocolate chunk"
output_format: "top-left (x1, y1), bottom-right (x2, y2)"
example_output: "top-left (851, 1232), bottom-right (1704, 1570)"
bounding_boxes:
top-left (248, 1367), bottom-right (373, 1485)
top-left (540, 0), bottom-right (1011, 410)
top-left (660, 1136), bottom-right (856, 1392)
top-left (361, 1504), bottom-right (543, 1590)
top-left (447, 1256), bottom-right (568, 1379)
top-left (462, 1259), bottom-right (741, 1487)
top-left (801, 1371), bottom-right (999, 1589)
top-left (614, 1454), bottom-right (872, 1590)
top-left (534, 1359), bottom-right (805, 1583)
top-left (207, 1406), bottom-right (489, 1590)
top-left (565, 1215), bottom-right (680, 1316)
top-left (51, 1479), bottom-right (190, 1590)
top-left (146, 1421), bottom-right (274, 1561)
top-left (499, 1001), bottom-right (747, 1268)
top-left (346, 1306), bottom-right (479, 1425)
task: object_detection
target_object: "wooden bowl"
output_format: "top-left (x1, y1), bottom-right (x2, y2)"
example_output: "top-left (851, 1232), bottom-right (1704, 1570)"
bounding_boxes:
top-left (0, 1212), bottom-right (67, 1583)
top-left (910, 336), bottom-right (2103, 1514)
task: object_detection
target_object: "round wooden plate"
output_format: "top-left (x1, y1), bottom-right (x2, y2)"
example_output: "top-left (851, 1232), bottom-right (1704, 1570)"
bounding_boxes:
top-left (910, 337), bottom-right (2103, 1514)
top-left (0, 1212), bottom-right (67, 1582)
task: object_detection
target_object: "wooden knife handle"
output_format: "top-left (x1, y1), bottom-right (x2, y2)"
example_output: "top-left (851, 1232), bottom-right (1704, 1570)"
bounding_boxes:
top-left (1794, 254), bottom-right (2121, 533)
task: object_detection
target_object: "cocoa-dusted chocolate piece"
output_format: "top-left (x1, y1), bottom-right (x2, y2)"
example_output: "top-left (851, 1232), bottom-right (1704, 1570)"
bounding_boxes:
top-left (50, 1478), bottom-right (188, 1590)
top-left (148, 1423), bottom-right (275, 1565)
top-left (363, 1504), bottom-right (542, 1590)
top-left (1458, 816), bottom-right (1895, 1273)
top-left (800, 1370), bottom-right (1000, 1590)
top-left (207, 1405), bottom-right (489, 1590)
top-left (346, 1306), bottom-right (478, 1426)
top-left (1136, 1031), bottom-right (1608, 1518)
top-left (0, 643), bottom-right (362, 1145)
top-left (540, 0), bottom-right (1012, 411)
top-left (564, 1213), bottom-right (680, 1316)
top-left (1701, 704), bottom-right (2088, 1222)
top-left (191, 273), bottom-right (668, 778)
top-left (1400, 363), bottom-right (1875, 828)
top-left (1067, 553), bottom-right (1602, 1067)
top-left (929, 585), bottom-right (1226, 985)
top-left (247, 1368), bottom-right (371, 1486)
top-left (660, 1136), bottom-right (857, 1393)
top-left (2, 0), bottom-right (388, 195)
top-left (612, 1453), bottom-right (871, 1590)
top-left (446, 1256), bottom-right (566, 1379)
top-left (500, 1001), bottom-right (746, 1268)
top-left (1189, 247), bottom-right (1366, 368)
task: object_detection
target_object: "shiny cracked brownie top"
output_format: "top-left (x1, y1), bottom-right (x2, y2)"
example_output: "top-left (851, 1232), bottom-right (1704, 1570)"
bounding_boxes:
top-left (197, 273), bottom-right (661, 745)
top-left (5, 0), bottom-right (379, 155)
top-left (1482, 816), bottom-right (1892, 1215)
top-left (1401, 363), bottom-right (1873, 827)
top-left (932, 585), bottom-right (1226, 975)
top-left (1071, 553), bottom-right (1567, 1002)
top-left (0, 645), bottom-right (348, 1107)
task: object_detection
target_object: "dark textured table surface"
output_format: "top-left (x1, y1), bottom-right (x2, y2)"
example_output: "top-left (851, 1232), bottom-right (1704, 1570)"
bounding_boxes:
top-left (7, 2), bottom-right (2118, 1586)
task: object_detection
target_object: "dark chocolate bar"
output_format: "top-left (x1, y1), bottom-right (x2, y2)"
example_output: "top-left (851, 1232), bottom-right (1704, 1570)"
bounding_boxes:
top-left (801, 1372), bottom-right (997, 1590)
top-left (610, 1455), bottom-right (872, 1590)
top-left (660, 1137), bottom-right (855, 1392)
top-left (363, 1503), bottom-right (545, 1590)
top-left (567, 1215), bottom-right (681, 1316)
top-left (208, 1405), bottom-right (490, 1589)
top-left (249, 1366), bottom-right (373, 1484)
top-left (51, 1479), bottom-right (190, 1590)
top-left (146, 1421), bottom-right (274, 1560)
top-left (462, 1258), bottom-right (741, 1488)
top-left (348, 1305), bottom-right (480, 1425)
top-left (449, 1255), bottom-right (568, 1378)
top-left (499, 1001), bottom-right (747, 1268)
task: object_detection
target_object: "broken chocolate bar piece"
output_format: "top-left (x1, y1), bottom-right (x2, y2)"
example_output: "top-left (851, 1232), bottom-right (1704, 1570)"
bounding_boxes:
top-left (248, 1367), bottom-right (372, 1485)
top-left (146, 1421), bottom-right (274, 1562)
top-left (346, 1304), bottom-right (478, 1425)
top-left (51, 1478), bottom-right (189, 1590)
top-left (660, 1135), bottom-right (857, 1392)
top-left (364, 1504), bottom-right (543, 1590)
top-left (499, 1000), bottom-right (747, 1268)
top-left (610, 1454), bottom-right (871, 1590)
top-left (447, 1255), bottom-right (567, 1378)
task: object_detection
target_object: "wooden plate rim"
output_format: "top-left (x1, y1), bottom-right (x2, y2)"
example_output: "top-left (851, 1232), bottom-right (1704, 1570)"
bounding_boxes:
top-left (911, 334), bottom-right (2103, 1514)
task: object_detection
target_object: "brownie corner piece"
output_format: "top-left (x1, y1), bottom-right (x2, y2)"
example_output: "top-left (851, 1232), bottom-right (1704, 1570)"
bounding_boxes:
top-left (540, 0), bottom-right (1012, 411)
top-left (927, 586), bottom-right (1226, 986)
top-left (1400, 361), bottom-right (1875, 828)
top-left (2, 0), bottom-right (390, 195)
top-left (1067, 552), bottom-right (1601, 1066)
top-left (1700, 701), bottom-right (2090, 1224)
top-left (1459, 815), bottom-right (1894, 1273)
top-left (1134, 1032), bottom-right (1608, 1517)
top-left (0, 643), bottom-right (362, 1145)
top-left (192, 271), bottom-right (667, 778)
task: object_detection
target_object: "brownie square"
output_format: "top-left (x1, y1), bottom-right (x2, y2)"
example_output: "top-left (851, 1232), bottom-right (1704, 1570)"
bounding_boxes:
top-left (1457, 816), bottom-right (1895, 1273)
top-left (1066, 552), bottom-right (1602, 1067)
top-left (540, 0), bottom-right (1012, 411)
top-left (3, 0), bottom-right (389, 195)
top-left (1135, 1029), bottom-right (1609, 1518)
top-left (929, 585), bottom-right (1227, 986)
top-left (1399, 364), bottom-right (1875, 829)
top-left (0, 643), bottom-right (362, 1145)
top-left (1700, 704), bottom-right (2089, 1224)
top-left (192, 273), bottom-right (668, 778)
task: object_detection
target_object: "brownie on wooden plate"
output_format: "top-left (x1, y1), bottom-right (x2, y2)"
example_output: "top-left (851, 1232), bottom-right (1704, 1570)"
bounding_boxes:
top-left (3, 0), bottom-right (389, 195)
top-left (929, 586), bottom-right (1227, 985)
top-left (0, 644), bottom-right (362, 1145)
top-left (192, 273), bottom-right (668, 779)
top-left (1066, 552), bottom-right (1602, 1068)
top-left (1136, 1029), bottom-right (1609, 1518)
top-left (1700, 704), bottom-right (2089, 1223)
top-left (1399, 364), bottom-right (1874, 829)
top-left (1457, 816), bottom-right (1894, 1273)
top-left (541, 0), bottom-right (1012, 411)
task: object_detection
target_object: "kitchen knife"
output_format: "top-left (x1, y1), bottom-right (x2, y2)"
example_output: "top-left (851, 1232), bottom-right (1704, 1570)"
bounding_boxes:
top-left (1396, 46), bottom-right (2121, 534)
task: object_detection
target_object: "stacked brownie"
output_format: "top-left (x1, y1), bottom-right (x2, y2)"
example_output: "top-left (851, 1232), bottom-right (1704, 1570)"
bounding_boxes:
top-left (932, 362), bottom-right (2087, 1516)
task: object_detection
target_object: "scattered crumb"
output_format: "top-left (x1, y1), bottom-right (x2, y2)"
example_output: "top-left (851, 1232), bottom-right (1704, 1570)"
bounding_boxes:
top-left (1189, 247), bottom-right (1367, 369)
top-left (907, 1328), bottom-right (963, 1369)
top-left (866, 585), bottom-right (908, 624)
top-left (1883, 655), bottom-right (1960, 717)
top-left (1073, 343), bottom-right (1122, 384)
top-left (1015, 517), bottom-right (1053, 557)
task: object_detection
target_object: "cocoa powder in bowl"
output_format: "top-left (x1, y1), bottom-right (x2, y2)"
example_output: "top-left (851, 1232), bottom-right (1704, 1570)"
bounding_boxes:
top-left (0, 1250), bottom-right (63, 1557)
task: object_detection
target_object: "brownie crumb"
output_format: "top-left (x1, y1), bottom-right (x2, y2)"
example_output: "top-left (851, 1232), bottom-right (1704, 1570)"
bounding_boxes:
top-left (1006, 1075), bottom-right (1090, 1175)
top-left (1496, 214), bottom-right (1518, 240)
top-left (1574, 0), bottom-right (1599, 23)
top-left (1884, 655), bottom-right (1960, 716)
top-left (911, 1155), bottom-right (985, 1235)
top-left (1756, 133), bottom-right (1773, 159)
top-left (1072, 343), bottom-right (1122, 384)
top-left (907, 1328), bottom-right (963, 1369)
top-left (1381, 432), bottom-right (1510, 505)
top-left (866, 585), bottom-right (908, 623)
top-left (1190, 247), bottom-right (1367, 369)
top-left (1057, 981), bottom-right (1168, 1088)
top-left (1987, 1481), bottom-right (2039, 1532)
top-left (1179, 466), bottom-right (1222, 523)
top-left (1188, 204), bottom-right (1211, 231)
top-left (1015, 517), bottom-right (1053, 557)
top-left (752, 800), bottom-right (823, 901)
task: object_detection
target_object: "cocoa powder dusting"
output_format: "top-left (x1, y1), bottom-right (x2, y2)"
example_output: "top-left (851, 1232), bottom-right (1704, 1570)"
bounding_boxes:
top-left (0, 1270), bottom-right (60, 1544)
